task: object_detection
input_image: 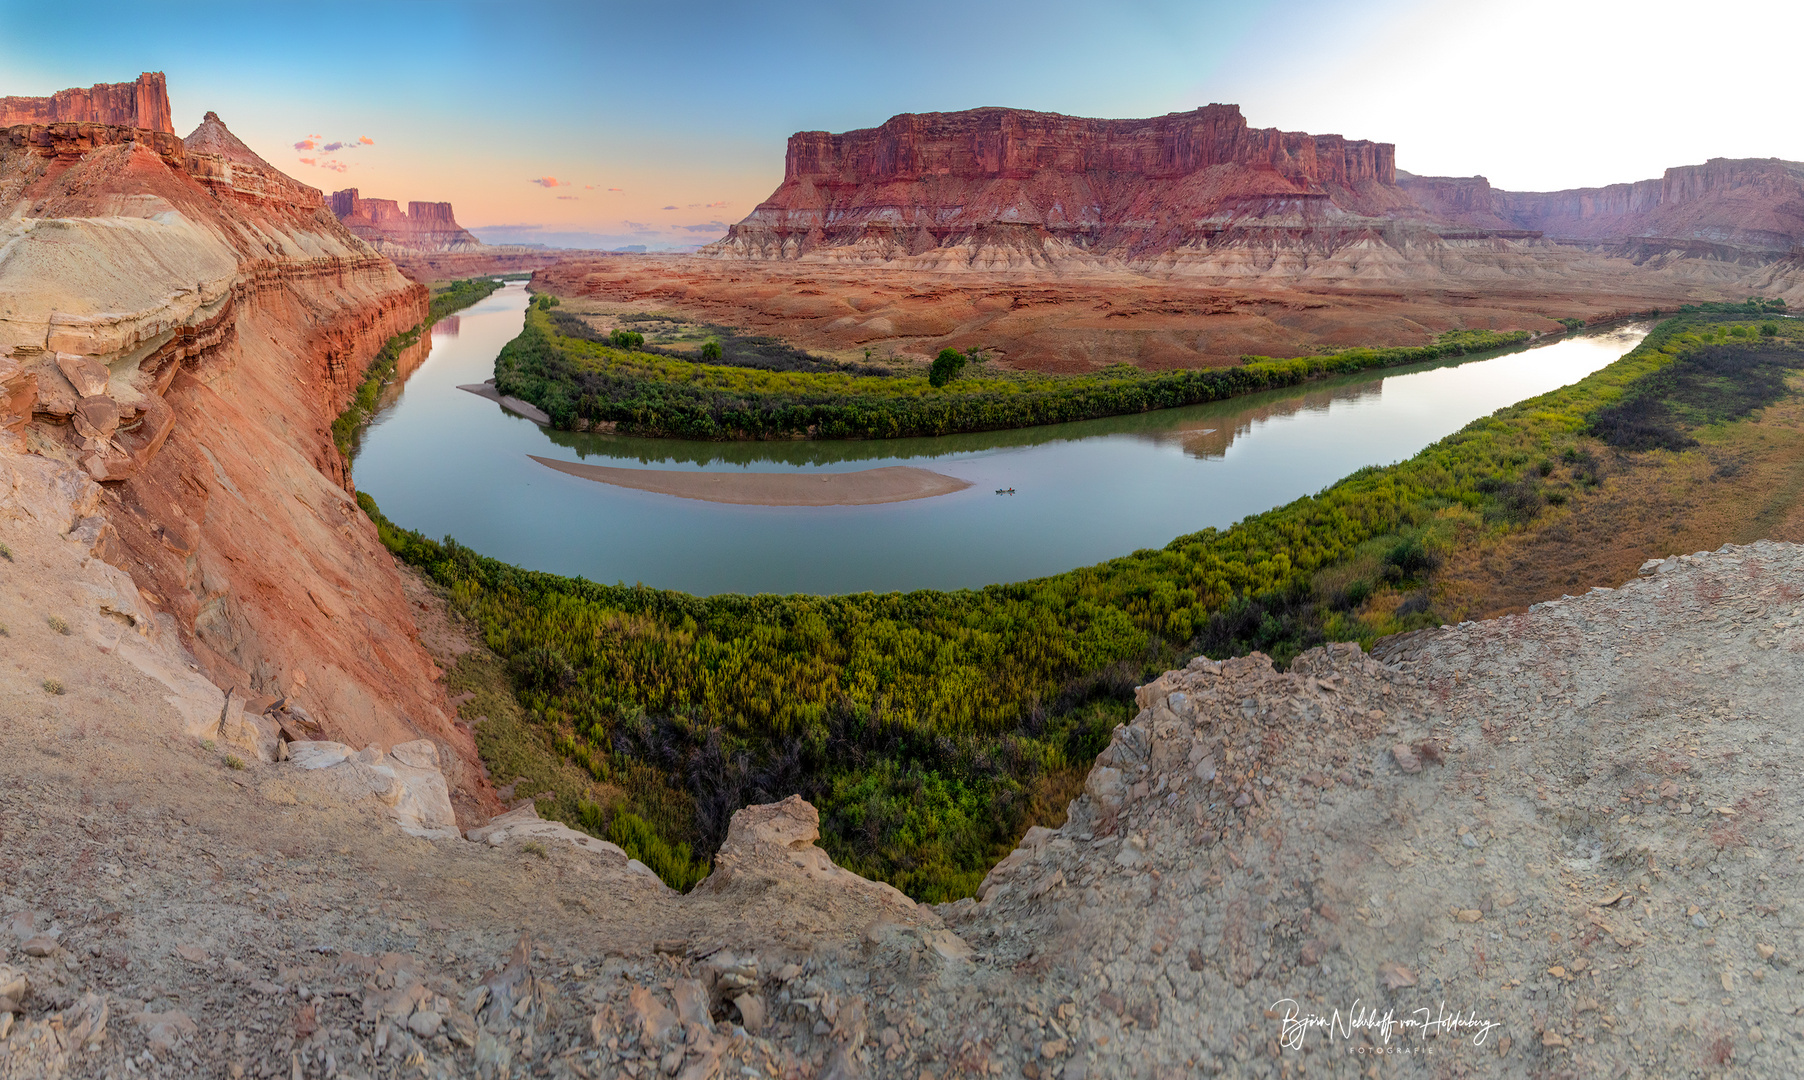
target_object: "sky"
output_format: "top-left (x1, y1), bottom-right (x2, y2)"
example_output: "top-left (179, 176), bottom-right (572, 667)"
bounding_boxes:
top-left (3, 0), bottom-right (1800, 250)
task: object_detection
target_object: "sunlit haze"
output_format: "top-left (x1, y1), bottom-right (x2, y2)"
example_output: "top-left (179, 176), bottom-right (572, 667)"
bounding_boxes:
top-left (3, 0), bottom-right (1798, 250)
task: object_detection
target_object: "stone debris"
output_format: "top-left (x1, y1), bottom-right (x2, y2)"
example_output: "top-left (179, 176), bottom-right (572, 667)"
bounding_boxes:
top-left (3, 503), bottom-right (1803, 1078)
top-left (285, 739), bottom-right (462, 839)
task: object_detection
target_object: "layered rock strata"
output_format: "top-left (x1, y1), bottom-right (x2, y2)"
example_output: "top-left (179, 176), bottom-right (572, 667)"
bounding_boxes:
top-left (708, 104), bottom-right (1804, 276)
top-left (0, 79), bottom-right (494, 818)
top-left (0, 72), bottom-right (172, 133)
top-left (330, 188), bottom-right (483, 252)
top-left (1402, 157), bottom-right (1804, 255)
top-left (707, 104), bottom-right (1420, 268)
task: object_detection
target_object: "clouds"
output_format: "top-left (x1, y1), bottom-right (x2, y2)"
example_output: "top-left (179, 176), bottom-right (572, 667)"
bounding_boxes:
top-left (292, 131), bottom-right (373, 173)
top-left (556, 195), bottom-right (579, 200)
top-left (608, 187), bottom-right (623, 192)
top-left (531, 177), bottom-right (570, 188)
top-left (661, 205), bottom-right (677, 210)
top-left (678, 221), bottom-right (728, 232)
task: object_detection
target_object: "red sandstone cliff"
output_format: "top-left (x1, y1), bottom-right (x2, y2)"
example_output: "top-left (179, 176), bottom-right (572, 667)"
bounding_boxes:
top-left (711, 104), bottom-right (1804, 269)
top-left (705, 104), bottom-right (1432, 266)
top-left (1, 86), bottom-right (496, 821)
top-left (331, 188), bottom-right (482, 252)
top-left (0, 72), bottom-right (172, 133)
top-left (1401, 159), bottom-right (1804, 255)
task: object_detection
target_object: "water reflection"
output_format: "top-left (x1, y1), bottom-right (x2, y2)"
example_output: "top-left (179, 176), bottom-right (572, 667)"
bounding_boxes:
top-left (353, 282), bottom-right (1649, 595)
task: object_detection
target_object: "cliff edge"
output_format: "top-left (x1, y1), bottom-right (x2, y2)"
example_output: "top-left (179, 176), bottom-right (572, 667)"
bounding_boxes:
top-left (1, 78), bottom-right (495, 820)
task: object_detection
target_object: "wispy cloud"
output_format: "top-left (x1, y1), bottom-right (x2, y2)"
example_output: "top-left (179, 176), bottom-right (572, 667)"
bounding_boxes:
top-left (358, 136), bottom-right (374, 145)
top-left (556, 195), bottom-right (579, 200)
top-left (679, 221), bottom-right (728, 232)
top-left (298, 156), bottom-right (316, 165)
top-left (323, 141), bottom-right (345, 153)
top-left (294, 138), bottom-right (317, 151)
top-left (661, 205), bottom-right (678, 210)
top-left (530, 177), bottom-right (570, 188)
top-left (607, 187), bottom-right (623, 192)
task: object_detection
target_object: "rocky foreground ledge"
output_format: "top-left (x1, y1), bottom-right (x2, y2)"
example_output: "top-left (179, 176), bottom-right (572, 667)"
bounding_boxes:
top-left (2, 454), bottom-right (1801, 1079)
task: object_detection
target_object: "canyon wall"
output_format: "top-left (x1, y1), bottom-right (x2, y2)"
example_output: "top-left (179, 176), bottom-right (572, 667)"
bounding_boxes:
top-left (707, 104), bottom-right (1423, 267)
top-left (709, 104), bottom-right (1804, 274)
top-left (0, 88), bottom-right (495, 821)
top-left (0, 71), bottom-right (173, 133)
top-left (331, 187), bottom-right (484, 252)
top-left (1402, 158), bottom-right (1804, 254)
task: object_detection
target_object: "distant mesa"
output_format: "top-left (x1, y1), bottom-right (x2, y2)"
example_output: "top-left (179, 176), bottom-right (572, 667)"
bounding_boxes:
top-left (331, 188), bottom-right (483, 252)
top-left (704, 103), bottom-right (1804, 266)
top-left (0, 72), bottom-right (173, 134)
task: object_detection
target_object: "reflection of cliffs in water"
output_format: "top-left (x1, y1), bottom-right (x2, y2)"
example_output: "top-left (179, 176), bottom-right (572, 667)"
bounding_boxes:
top-left (544, 368), bottom-right (1412, 469)
top-left (542, 365), bottom-right (1397, 469)
top-left (1161, 379), bottom-right (1384, 459)
top-left (432, 315), bottom-right (461, 338)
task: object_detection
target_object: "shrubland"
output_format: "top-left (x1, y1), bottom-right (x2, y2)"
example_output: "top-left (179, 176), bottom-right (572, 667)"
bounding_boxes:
top-left (492, 303), bottom-right (1530, 438)
top-left (365, 300), bottom-right (1800, 898)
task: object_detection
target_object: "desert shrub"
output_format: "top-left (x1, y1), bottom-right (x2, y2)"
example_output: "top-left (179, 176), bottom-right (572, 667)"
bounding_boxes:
top-left (493, 308), bottom-right (1532, 439)
top-left (365, 310), bottom-right (1777, 899)
top-left (608, 809), bottom-right (709, 891)
top-left (929, 348), bottom-right (969, 387)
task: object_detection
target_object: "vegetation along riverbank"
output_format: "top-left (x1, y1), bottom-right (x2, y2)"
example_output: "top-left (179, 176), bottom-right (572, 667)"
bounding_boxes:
top-left (331, 277), bottom-right (504, 461)
top-left (364, 299), bottom-right (1800, 900)
top-left (492, 298), bottom-right (1532, 439)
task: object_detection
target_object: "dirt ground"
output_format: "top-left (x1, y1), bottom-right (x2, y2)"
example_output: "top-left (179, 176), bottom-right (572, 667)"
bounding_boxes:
top-left (6, 429), bottom-right (1802, 1079)
top-left (1435, 377), bottom-right (1804, 622)
top-left (531, 256), bottom-right (1725, 373)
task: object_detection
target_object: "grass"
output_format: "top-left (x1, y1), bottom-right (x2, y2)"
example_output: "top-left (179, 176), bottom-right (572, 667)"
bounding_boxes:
top-left (42, 679), bottom-right (64, 695)
top-left (495, 303), bottom-right (1532, 439)
top-left (0, 541), bottom-right (12, 561)
top-left (369, 299), bottom-right (1798, 898)
top-left (46, 615), bottom-right (69, 635)
top-left (224, 754), bottom-right (245, 770)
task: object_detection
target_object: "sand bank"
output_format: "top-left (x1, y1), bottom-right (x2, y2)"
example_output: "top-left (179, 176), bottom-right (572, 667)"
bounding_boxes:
top-left (528, 455), bottom-right (971, 506)
top-left (458, 382), bottom-right (551, 425)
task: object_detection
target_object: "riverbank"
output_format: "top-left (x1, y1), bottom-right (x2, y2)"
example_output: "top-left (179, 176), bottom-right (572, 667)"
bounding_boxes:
top-left (365, 301), bottom-right (1802, 898)
top-left (493, 299), bottom-right (1533, 439)
top-left (529, 455), bottom-right (970, 505)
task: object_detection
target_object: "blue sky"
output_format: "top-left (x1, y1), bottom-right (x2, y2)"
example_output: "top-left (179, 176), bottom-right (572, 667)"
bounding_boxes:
top-left (3, 0), bottom-right (1799, 249)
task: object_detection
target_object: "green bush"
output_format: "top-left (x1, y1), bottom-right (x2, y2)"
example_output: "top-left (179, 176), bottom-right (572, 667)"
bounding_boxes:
top-left (367, 309), bottom-right (1792, 899)
top-left (606, 808), bottom-right (710, 891)
top-left (699, 339), bottom-right (723, 362)
top-left (929, 348), bottom-right (968, 387)
top-left (493, 309), bottom-right (1532, 440)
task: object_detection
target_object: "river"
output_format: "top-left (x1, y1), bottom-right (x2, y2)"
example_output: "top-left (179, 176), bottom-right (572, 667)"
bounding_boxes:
top-left (353, 282), bottom-right (1648, 595)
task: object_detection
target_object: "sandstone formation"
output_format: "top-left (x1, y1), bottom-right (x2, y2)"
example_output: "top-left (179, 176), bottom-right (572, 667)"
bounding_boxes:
top-left (704, 104), bottom-right (1804, 295)
top-left (330, 188), bottom-right (483, 253)
top-left (1, 77), bottom-right (496, 820)
top-left (707, 104), bottom-right (1428, 268)
top-left (1402, 157), bottom-right (1804, 255)
top-left (0, 72), bottom-right (172, 134)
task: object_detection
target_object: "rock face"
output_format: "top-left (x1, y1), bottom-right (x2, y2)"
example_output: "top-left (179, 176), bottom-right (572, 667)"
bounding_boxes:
top-left (185, 110), bottom-right (326, 212)
top-left (1, 76), bottom-right (496, 820)
top-left (0, 72), bottom-right (172, 133)
top-left (330, 188), bottom-right (483, 252)
top-left (707, 104), bottom-right (1420, 266)
top-left (710, 103), bottom-right (1804, 271)
top-left (1402, 157), bottom-right (1804, 254)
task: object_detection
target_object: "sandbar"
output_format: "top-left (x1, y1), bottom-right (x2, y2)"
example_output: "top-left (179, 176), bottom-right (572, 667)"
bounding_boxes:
top-left (528, 455), bottom-right (971, 506)
top-left (458, 382), bottom-right (552, 425)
